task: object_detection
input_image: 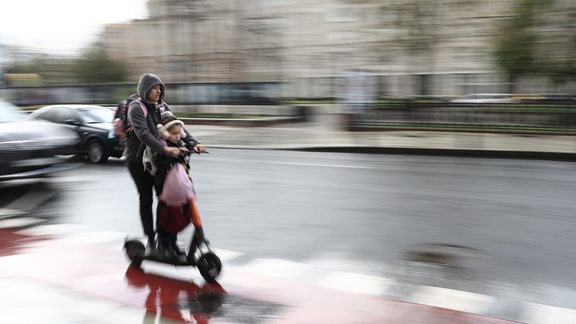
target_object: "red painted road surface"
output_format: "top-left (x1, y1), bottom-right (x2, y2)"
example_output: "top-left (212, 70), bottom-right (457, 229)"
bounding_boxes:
top-left (0, 228), bottom-right (517, 323)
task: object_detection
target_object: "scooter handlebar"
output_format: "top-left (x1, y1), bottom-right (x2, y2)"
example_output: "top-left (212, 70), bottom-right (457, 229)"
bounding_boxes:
top-left (180, 149), bottom-right (209, 157)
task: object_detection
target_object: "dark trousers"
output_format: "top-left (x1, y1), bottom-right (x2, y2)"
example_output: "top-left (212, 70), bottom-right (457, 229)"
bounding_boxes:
top-left (156, 201), bottom-right (178, 250)
top-left (127, 161), bottom-right (157, 239)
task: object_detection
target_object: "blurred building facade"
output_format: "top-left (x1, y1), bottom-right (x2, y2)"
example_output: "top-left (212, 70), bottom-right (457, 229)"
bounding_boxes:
top-left (96, 0), bottom-right (576, 98)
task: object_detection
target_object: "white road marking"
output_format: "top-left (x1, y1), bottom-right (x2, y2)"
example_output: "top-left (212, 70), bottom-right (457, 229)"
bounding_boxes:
top-left (236, 258), bottom-right (312, 279)
top-left (0, 208), bottom-right (27, 219)
top-left (0, 217), bottom-right (45, 228)
top-left (316, 271), bottom-right (393, 295)
top-left (212, 248), bottom-right (244, 263)
top-left (407, 285), bottom-right (494, 314)
top-left (270, 161), bottom-right (371, 169)
top-left (17, 223), bottom-right (85, 236)
top-left (65, 230), bottom-right (132, 244)
top-left (0, 277), bottom-right (146, 323)
top-left (522, 303), bottom-right (576, 324)
top-left (216, 157), bottom-right (371, 169)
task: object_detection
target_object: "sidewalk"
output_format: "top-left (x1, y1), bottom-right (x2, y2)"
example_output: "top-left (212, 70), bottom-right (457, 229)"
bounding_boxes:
top-left (186, 112), bottom-right (576, 161)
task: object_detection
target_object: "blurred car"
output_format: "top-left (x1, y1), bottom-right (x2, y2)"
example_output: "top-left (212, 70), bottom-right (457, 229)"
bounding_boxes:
top-left (28, 104), bottom-right (123, 163)
top-left (449, 93), bottom-right (515, 104)
top-left (538, 93), bottom-right (576, 103)
top-left (450, 93), bottom-right (549, 104)
top-left (0, 99), bottom-right (78, 181)
top-left (508, 94), bottom-right (545, 103)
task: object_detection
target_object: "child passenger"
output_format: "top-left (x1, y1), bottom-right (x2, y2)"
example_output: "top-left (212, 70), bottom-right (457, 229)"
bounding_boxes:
top-left (154, 113), bottom-right (203, 261)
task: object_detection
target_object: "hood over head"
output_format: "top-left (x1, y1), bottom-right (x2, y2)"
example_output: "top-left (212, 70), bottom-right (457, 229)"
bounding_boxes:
top-left (137, 73), bottom-right (166, 104)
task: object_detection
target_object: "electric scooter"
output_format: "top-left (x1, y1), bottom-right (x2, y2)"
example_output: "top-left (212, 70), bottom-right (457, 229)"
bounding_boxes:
top-left (124, 230), bottom-right (222, 282)
top-left (123, 150), bottom-right (222, 282)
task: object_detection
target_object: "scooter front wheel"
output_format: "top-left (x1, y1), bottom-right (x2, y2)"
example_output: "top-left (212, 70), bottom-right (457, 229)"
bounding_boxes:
top-left (124, 240), bottom-right (145, 268)
top-left (197, 252), bottom-right (222, 282)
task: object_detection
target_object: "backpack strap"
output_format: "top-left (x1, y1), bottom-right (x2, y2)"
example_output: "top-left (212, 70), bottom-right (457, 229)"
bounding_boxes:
top-left (127, 100), bottom-right (148, 133)
top-left (138, 101), bottom-right (148, 118)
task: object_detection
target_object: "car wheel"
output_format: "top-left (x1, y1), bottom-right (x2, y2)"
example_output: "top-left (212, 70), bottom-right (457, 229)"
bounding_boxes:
top-left (86, 139), bottom-right (108, 163)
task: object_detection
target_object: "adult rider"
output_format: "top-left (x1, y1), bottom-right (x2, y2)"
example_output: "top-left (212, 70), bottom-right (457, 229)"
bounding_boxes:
top-left (123, 73), bottom-right (205, 255)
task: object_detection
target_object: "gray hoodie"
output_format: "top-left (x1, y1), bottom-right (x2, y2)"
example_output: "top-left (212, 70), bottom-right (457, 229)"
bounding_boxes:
top-left (123, 73), bottom-right (199, 162)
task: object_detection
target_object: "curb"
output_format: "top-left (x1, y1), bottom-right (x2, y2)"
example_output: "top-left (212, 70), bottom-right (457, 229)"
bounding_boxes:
top-left (181, 116), bottom-right (303, 127)
top-left (292, 147), bottom-right (576, 161)
top-left (206, 144), bottom-right (576, 162)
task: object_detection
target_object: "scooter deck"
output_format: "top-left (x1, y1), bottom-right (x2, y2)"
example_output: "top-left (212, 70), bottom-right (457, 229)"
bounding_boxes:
top-left (142, 253), bottom-right (196, 267)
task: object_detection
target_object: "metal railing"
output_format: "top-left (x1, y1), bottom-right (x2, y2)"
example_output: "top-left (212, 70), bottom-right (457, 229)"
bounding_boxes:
top-left (351, 101), bottom-right (576, 133)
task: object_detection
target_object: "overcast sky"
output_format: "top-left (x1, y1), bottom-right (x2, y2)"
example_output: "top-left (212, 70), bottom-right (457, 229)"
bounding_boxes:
top-left (0, 0), bottom-right (148, 55)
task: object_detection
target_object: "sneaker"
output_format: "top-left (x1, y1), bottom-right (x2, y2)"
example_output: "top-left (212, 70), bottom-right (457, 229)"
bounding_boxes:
top-left (145, 237), bottom-right (157, 257)
top-left (156, 242), bottom-right (175, 258)
top-left (162, 245), bottom-right (188, 263)
top-left (170, 244), bottom-right (184, 255)
top-left (159, 248), bottom-right (175, 260)
top-left (169, 242), bottom-right (187, 262)
top-left (175, 252), bottom-right (188, 264)
top-left (167, 245), bottom-right (187, 263)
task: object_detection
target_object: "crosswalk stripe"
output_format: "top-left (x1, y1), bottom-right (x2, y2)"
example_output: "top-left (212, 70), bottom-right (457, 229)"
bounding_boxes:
top-left (0, 217), bottom-right (45, 228)
top-left (407, 285), bottom-right (494, 314)
top-left (522, 302), bottom-right (576, 324)
top-left (65, 231), bottom-right (133, 244)
top-left (212, 248), bottom-right (244, 263)
top-left (0, 277), bottom-right (148, 324)
top-left (0, 208), bottom-right (27, 219)
top-left (236, 258), bottom-right (312, 279)
top-left (316, 271), bottom-right (393, 295)
top-left (17, 223), bottom-right (85, 236)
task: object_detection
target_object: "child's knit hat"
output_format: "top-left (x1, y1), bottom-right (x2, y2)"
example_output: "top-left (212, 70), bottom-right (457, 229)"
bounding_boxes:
top-left (157, 114), bottom-right (186, 140)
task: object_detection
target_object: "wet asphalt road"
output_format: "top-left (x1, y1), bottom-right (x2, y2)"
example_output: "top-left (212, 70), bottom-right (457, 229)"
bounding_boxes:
top-left (4, 148), bottom-right (576, 308)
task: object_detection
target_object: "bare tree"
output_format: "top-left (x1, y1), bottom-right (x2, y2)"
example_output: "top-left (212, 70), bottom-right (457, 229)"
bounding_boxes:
top-left (534, 0), bottom-right (576, 88)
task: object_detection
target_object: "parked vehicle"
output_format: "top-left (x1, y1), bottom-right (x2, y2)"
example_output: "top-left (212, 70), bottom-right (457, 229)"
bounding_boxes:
top-left (508, 94), bottom-right (545, 103)
top-left (0, 99), bottom-right (78, 181)
top-left (450, 93), bottom-right (547, 104)
top-left (28, 104), bottom-right (123, 163)
top-left (539, 94), bottom-right (576, 103)
top-left (449, 94), bottom-right (515, 104)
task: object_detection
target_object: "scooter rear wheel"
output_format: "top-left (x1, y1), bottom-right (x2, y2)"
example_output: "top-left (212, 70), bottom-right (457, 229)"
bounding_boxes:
top-left (197, 252), bottom-right (222, 282)
top-left (124, 240), bottom-right (145, 268)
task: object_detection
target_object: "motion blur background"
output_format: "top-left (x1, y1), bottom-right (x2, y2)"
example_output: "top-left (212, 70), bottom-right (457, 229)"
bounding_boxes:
top-left (1, 2), bottom-right (576, 322)
top-left (1, 0), bottom-right (576, 106)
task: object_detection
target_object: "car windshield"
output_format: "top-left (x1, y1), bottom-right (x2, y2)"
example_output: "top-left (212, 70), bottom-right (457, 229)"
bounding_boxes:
top-left (79, 107), bottom-right (114, 123)
top-left (0, 100), bottom-right (27, 123)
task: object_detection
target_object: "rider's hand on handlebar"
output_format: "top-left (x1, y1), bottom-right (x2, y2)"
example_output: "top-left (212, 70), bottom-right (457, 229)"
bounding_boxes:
top-left (193, 144), bottom-right (206, 154)
top-left (163, 146), bottom-right (181, 158)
